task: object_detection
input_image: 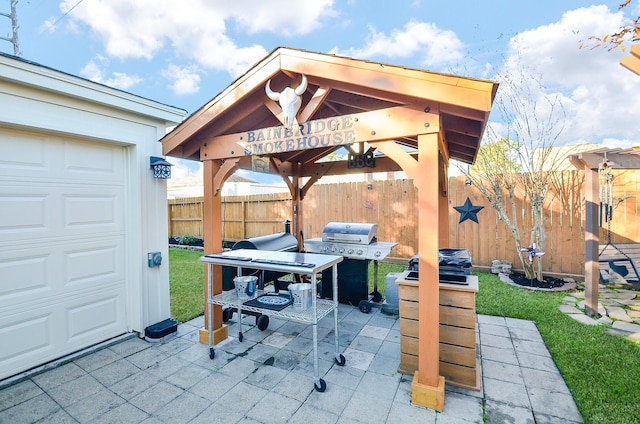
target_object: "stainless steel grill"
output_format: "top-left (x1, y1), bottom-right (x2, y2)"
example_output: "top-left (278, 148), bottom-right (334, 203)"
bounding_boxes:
top-left (304, 222), bottom-right (397, 306)
top-left (304, 222), bottom-right (397, 260)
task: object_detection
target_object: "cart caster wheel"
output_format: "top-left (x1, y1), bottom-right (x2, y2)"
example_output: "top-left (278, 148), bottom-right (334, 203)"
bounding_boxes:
top-left (209, 348), bottom-right (215, 360)
top-left (256, 315), bottom-right (269, 331)
top-left (359, 300), bottom-right (372, 314)
top-left (222, 308), bottom-right (233, 322)
top-left (335, 354), bottom-right (346, 366)
top-left (371, 291), bottom-right (383, 303)
top-left (314, 379), bottom-right (327, 392)
top-left (238, 332), bottom-right (243, 342)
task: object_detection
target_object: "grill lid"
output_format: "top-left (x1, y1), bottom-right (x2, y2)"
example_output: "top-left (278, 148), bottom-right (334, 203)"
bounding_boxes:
top-left (321, 222), bottom-right (377, 245)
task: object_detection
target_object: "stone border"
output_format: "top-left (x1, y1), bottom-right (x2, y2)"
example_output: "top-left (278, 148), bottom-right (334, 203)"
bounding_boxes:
top-left (169, 244), bottom-right (204, 251)
top-left (498, 272), bottom-right (577, 292)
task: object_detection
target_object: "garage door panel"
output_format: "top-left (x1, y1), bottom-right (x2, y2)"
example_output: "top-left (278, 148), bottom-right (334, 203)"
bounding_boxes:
top-left (0, 314), bottom-right (53, 373)
top-left (0, 132), bottom-right (124, 185)
top-left (0, 237), bottom-right (125, 310)
top-left (67, 295), bottom-right (123, 341)
top-left (0, 194), bottom-right (48, 233)
top-left (66, 243), bottom-right (122, 286)
top-left (0, 185), bottom-right (124, 244)
top-left (0, 131), bottom-right (49, 176)
top-left (0, 284), bottom-right (126, 378)
top-left (63, 140), bottom-right (124, 182)
top-left (64, 194), bottom-right (119, 228)
top-left (0, 253), bottom-right (49, 298)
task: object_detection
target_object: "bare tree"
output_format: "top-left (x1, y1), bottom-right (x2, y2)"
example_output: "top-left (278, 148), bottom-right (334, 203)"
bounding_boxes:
top-left (460, 67), bottom-right (573, 281)
top-left (582, 1), bottom-right (639, 51)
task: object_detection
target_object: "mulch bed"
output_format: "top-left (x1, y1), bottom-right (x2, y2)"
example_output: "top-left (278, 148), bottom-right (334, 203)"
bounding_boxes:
top-left (508, 272), bottom-right (567, 289)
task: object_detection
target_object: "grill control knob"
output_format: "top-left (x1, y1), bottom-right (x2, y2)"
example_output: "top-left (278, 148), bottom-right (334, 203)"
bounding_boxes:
top-left (339, 247), bottom-right (345, 254)
top-left (374, 251), bottom-right (381, 257)
top-left (357, 249), bottom-right (364, 255)
top-left (348, 249), bottom-right (354, 254)
top-left (331, 247), bottom-right (337, 253)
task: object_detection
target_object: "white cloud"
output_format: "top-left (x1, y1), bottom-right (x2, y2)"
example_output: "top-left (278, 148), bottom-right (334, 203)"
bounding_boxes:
top-left (333, 20), bottom-right (464, 67)
top-left (59, 0), bottom-right (335, 78)
top-left (495, 5), bottom-right (640, 147)
top-left (40, 17), bottom-right (57, 33)
top-left (162, 64), bottom-right (201, 95)
top-left (230, 0), bottom-right (336, 36)
top-left (79, 58), bottom-right (142, 90)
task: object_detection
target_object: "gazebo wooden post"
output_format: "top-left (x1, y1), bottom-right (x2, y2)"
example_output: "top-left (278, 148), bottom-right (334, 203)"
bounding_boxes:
top-left (438, 155), bottom-right (449, 247)
top-left (411, 133), bottom-right (445, 411)
top-left (198, 158), bottom-right (229, 344)
top-left (583, 165), bottom-right (600, 316)
top-left (292, 166), bottom-right (304, 247)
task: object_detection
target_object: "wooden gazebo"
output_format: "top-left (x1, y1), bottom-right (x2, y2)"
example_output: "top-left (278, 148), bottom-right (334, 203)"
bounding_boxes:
top-left (162, 47), bottom-right (497, 410)
top-left (570, 148), bottom-right (640, 316)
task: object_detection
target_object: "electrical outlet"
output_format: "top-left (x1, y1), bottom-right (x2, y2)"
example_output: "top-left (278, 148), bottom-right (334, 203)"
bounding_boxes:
top-left (148, 251), bottom-right (162, 267)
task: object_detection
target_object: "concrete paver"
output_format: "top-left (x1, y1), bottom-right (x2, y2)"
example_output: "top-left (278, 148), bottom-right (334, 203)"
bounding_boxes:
top-left (0, 305), bottom-right (583, 423)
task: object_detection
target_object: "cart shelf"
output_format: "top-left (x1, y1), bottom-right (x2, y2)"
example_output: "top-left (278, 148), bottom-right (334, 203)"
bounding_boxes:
top-left (201, 249), bottom-right (346, 392)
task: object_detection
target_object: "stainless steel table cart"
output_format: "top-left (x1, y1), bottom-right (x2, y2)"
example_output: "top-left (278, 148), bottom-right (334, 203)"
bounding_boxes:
top-left (201, 249), bottom-right (345, 392)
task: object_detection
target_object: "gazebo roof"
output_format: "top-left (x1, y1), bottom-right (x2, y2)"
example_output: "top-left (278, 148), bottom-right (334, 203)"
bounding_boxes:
top-left (162, 47), bottom-right (497, 169)
top-left (569, 146), bottom-right (640, 169)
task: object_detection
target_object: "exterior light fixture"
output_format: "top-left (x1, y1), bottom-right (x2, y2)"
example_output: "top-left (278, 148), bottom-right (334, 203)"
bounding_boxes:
top-left (150, 156), bottom-right (173, 179)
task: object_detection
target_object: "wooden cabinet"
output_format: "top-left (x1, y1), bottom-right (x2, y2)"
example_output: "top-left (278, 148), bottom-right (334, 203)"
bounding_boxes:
top-left (397, 271), bottom-right (479, 391)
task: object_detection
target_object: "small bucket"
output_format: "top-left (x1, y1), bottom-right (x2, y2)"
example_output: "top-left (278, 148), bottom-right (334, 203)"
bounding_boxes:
top-left (234, 276), bottom-right (257, 300)
top-left (288, 283), bottom-right (312, 310)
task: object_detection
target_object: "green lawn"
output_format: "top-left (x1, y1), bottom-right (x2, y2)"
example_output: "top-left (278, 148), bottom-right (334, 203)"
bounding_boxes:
top-left (475, 273), bottom-right (640, 424)
top-left (169, 248), bottom-right (205, 323)
top-left (168, 248), bottom-right (640, 423)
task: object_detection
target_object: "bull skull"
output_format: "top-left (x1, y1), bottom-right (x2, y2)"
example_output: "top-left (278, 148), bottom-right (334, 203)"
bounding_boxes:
top-left (265, 74), bottom-right (308, 129)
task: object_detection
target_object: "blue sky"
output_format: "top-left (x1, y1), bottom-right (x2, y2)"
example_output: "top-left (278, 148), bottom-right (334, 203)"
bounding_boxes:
top-left (4, 1), bottom-right (640, 181)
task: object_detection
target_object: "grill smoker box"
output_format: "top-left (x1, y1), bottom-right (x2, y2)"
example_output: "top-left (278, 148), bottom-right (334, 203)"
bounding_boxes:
top-left (223, 222), bottom-right (298, 291)
top-left (231, 232), bottom-right (298, 252)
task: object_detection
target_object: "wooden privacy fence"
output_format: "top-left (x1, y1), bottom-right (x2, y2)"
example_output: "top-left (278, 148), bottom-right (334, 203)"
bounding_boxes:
top-left (167, 170), bottom-right (640, 276)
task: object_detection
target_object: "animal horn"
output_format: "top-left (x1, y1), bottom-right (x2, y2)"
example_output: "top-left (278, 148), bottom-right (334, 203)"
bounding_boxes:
top-left (294, 74), bottom-right (308, 96)
top-left (265, 79), bottom-right (280, 101)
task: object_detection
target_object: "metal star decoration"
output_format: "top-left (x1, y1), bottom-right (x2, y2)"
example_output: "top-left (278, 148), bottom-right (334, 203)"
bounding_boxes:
top-left (454, 197), bottom-right (484, 224)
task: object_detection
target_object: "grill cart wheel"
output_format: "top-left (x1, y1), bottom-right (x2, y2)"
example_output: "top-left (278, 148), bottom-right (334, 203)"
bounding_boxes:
top-left (358, 300), bottom-right (372, 314)
top-left (335, 354), bottom-right (346, 366)
top-left (315, 379), bottom-right (327, 392)
top-left (256, 314), bottom-right (269, 331)
top-left (209, 348), bottom-right (215, 360)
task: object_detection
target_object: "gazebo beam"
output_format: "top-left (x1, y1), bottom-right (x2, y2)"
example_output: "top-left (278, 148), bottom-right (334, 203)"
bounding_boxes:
top-left (199, 104), bottom-right (438, 161)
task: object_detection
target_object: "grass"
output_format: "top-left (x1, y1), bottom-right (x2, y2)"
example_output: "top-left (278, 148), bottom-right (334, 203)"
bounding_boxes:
top-left (168, 248), bottom-right (640, 423)
top-left (476, 273), bottom-right (640, 424)
top-left (169, 248), bottom-right (204, 322)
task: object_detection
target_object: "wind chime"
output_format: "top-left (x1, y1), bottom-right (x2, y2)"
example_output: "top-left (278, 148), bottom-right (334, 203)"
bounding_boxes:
top-left (597, 157), bottom-right (639, 283)
top-left (598, 158), bottom-right (615, 241)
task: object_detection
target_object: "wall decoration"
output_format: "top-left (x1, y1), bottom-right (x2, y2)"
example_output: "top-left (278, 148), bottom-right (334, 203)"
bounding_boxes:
top-left (454, 197), bottom-right (484, 224)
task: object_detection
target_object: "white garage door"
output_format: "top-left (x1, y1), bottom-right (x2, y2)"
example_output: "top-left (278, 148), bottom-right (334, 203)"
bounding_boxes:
top-left (0, 129), bottom-right (129, 380)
